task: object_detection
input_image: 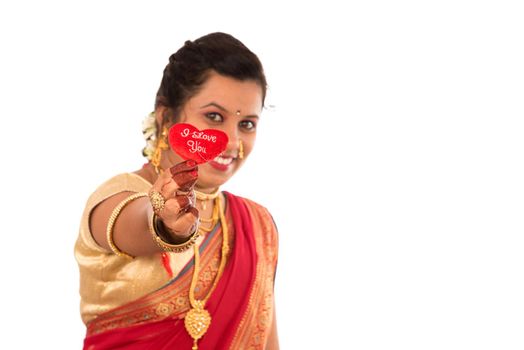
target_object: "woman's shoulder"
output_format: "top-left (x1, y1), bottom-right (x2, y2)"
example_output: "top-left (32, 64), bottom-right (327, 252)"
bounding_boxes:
top-left (97, 172), bottom-right (152, 192)
top-left (225, 192), bottom-right (278, 233)
top-left (85, 172), bottom-right (151, 209)
top-left (225, 192), bottom-right (279, 264)
top-left (77, 172), bottom-right (152, 251)
top-left (225, 192), bottom-right (272, 216)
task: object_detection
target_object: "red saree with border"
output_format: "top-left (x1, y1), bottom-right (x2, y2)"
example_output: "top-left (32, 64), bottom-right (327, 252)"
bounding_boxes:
top-left (83, 192), bottom-right (277, 350)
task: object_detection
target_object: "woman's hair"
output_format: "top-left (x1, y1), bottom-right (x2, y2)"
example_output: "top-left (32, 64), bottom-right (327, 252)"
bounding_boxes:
top-left (155, 32), bottom-right (267, 122)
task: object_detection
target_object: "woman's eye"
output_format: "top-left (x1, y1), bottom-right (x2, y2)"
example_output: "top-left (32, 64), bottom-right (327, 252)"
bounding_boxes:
top-left (240, 120), bottom-right (256, 131)
top-left (205, 112), bottom-right (223, 122)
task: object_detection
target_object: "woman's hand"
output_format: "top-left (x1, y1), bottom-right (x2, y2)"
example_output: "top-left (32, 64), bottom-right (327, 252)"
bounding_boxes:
top-left (149, 160), bottom-right (199, 242)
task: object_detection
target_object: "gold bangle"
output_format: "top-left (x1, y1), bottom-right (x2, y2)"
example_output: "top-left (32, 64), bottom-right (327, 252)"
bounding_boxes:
top-left (148, 213), bottom-right (199, 253)
top-left (106, 192), bottom-right (148, 258)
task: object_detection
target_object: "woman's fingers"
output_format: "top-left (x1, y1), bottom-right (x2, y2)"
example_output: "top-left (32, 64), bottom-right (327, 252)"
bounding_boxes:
top-left (170, 160), bottom-right (198, 190)
top-left (149, 160), bottom-right (200, 241)
top-left (163, 207), bottom-right (199, 239)
top-left (174, 195), bottom-right (192, 211)
top-left (161, 170), bottom-right (198, 198)
top-left (172, 168), bottom-right (198, 191)
top-left (151, 160), bottom-right (198, 193)
top-left (170, 159), bottom-right (197, 176)
top-left (163, 195), bottom-right (194, 216)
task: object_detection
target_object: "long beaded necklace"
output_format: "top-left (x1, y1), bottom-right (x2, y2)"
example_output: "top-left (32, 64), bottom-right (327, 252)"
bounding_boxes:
top-left (149, 156), bottom-right (228, 348)
top-left (184, 195), bottom-right (229, 350)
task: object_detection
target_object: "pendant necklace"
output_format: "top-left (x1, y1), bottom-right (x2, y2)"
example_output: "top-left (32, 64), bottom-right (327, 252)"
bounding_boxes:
top-left (184, 195), bottom-right (229, 350)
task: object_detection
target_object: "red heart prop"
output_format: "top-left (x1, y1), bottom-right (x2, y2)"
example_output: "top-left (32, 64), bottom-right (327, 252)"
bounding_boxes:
top-left (168, 123), bottom-right (229, 164)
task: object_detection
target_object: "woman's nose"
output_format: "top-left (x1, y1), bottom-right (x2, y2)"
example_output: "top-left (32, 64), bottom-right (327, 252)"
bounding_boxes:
top-left (224, 126), bottom-right (239, 150)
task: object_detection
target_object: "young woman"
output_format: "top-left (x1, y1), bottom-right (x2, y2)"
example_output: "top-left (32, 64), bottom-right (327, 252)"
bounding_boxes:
top-left (75, 32), bottom-right (279, 350)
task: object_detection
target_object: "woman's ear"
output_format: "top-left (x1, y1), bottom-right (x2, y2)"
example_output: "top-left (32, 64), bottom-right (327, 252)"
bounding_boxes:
top-left (154, 106), bottom-right (167, 126)
top-left (155, 106), bottom-right (177, 130)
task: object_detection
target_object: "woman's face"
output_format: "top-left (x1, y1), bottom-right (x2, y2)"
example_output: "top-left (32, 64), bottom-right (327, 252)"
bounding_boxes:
top-left (162, 71), bottom-right (263, 191)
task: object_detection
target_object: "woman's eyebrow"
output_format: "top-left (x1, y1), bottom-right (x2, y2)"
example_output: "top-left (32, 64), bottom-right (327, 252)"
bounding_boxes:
top-left (200, 102), bottom-right (229, 113)
top-left (200, 101), bottom-right (260, 119)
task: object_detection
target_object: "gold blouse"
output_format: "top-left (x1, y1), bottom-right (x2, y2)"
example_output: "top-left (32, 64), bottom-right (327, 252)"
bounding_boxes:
top-left (74, 173), bottom-right (201, 325)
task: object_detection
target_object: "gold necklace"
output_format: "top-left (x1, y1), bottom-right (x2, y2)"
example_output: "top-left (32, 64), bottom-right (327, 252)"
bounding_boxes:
top-left (195, 188), bottom-right (220, 210)
top-left (198, 199), bottom-right (219, 233)
top-left (184, 196), bottom-right (229, 350)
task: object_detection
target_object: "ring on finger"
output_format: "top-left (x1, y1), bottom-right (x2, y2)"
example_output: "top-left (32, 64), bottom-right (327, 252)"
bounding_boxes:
top-left (149, 190), bottom-right (166, 213)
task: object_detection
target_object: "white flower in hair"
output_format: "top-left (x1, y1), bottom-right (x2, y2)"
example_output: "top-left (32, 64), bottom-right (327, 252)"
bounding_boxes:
top-left (142, 112), bottom-right (157, 160)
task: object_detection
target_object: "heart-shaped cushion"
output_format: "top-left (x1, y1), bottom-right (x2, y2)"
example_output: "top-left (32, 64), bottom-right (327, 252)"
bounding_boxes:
top-left (168, 123), bottom-right (229, 164)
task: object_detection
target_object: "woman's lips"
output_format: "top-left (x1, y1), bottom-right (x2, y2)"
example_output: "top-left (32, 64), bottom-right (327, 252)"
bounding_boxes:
top-left (208, 156), bottom-right (234, 171)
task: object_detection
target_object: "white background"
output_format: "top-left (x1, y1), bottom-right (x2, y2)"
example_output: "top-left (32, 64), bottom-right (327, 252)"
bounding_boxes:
top-left (1, 1), bottom-right (523, 349)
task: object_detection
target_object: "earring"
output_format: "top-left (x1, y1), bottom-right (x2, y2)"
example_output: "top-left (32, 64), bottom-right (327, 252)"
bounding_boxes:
top-left (238, 140), bottom-right (244, 160)
top-left (151, 126), bottom-right (169, 174)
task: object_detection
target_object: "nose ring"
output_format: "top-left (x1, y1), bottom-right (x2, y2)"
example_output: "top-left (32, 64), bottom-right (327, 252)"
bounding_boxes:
top-left (238, 140), bottom-right (244, 159)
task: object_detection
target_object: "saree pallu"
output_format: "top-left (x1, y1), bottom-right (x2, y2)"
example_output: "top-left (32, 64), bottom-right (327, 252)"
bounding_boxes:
top-left (83, 192), bottom-right (278, 350)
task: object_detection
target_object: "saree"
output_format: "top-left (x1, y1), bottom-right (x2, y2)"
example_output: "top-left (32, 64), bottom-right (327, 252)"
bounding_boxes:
top-left (77, 180), bottom-right (278, 350)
